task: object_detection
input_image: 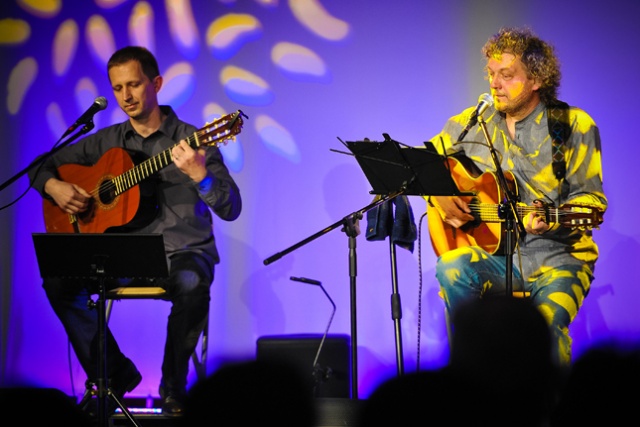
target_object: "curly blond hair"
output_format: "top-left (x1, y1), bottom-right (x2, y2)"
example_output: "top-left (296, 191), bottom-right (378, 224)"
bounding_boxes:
top-left (482, 27), bottom-right (561, 105)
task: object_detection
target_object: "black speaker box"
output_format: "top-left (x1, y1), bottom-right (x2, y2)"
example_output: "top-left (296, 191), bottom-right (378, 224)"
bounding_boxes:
top-left (256, 333), bottom-right (351, 398)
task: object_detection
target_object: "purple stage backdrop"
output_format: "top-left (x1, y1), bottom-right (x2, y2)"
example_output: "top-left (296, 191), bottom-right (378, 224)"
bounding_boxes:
top-left (1, 0), bottom-right (638, 400)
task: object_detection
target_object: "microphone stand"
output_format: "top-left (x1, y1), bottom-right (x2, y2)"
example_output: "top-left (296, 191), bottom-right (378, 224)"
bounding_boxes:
top-left (476, 116), bottom-right (525, 295)
top-left (0, 121), bottom-right (95, 195)
top-left (289, 276), bottom-right (337, 397)
top-left (264, 189), bottom-right (405, 400)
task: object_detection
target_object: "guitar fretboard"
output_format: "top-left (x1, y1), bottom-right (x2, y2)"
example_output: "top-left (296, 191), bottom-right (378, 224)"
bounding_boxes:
top-left (470, 203), bottom-right (601, 227)
top-left (111, 110), bottom-right (245, 196)
top-left (113, 149), bottom-right (173, 195)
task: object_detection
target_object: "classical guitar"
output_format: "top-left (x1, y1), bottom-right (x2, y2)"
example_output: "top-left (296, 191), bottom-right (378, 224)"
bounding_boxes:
top-left (427, 155), bottom-right (604, 256)
top-left (43, 110), bottom-right (246, 234)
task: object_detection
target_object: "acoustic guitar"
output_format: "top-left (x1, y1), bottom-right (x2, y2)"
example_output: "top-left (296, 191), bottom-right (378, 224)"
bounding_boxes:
top-left (42, 110), bottom-right (246, 234)
top-left (427, 155), bottom-right (604, 256)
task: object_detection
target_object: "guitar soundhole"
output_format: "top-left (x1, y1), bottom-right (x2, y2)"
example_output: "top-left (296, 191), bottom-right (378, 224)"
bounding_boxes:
top-left (98, 179), bottom-right (117, 205)
top-left (461, 217), bottom-right (482, 232)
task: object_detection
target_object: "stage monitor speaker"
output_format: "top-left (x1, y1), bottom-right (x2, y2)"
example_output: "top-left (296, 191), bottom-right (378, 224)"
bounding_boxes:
top-left (256, 333), bottom-right (351, 398)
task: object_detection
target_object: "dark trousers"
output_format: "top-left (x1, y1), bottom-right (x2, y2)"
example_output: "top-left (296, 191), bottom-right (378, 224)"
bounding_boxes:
top-left (43, 251), bottom-right (213, 395)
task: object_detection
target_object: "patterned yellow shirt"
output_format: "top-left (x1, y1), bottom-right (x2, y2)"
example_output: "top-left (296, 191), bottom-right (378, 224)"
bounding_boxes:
top-left (427, 101), bottom-right (607, 280)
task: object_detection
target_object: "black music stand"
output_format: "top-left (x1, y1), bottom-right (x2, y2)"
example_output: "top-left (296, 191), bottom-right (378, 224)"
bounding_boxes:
top-left (264, 135), bottom-right (466, 395)
top-left (343, 135), bottom-right (463, 197)
top-left (32, 232), bottom-right (169, 427)
top-left (343, 136), bottom-right (467, 376)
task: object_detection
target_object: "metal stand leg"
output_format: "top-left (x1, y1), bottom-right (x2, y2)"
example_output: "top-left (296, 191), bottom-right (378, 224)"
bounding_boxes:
top-left (93, 266), bottom-right (141, 427)
top-left (346, 220), bottom-right (359, 400)
top-left (388, 240), bottom-right (404, 376)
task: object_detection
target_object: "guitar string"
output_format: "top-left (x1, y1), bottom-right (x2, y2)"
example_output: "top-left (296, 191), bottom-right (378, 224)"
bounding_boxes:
top-left (82, 113), bottom-right (240, 201)
top-left (466, 202), bottom-right (600, 223)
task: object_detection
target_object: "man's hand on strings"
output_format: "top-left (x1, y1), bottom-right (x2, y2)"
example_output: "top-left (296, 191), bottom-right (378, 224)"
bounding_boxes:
top-left (432, 195), bottom-right (475, 228)
top-left (44, 178), bottom-right (91, 214)
top-left (524, 199), bottom-right (551, 236)
top-left (172, 140), bottom-right (207, 183)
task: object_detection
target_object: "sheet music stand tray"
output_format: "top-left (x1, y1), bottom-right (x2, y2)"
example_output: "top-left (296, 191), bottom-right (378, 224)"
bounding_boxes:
top-left (343, 137), bottom-right (465, 197)
top-left (32, 232), bottom-right (169, 427)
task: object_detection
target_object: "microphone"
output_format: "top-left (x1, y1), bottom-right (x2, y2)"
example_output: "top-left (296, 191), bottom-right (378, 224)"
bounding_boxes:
top-left (290, 276), bottom-right (321, 286)
top-left (64, 96), bottom-right (108, 136)
top-left (457, 93), bottom-right (493, 142)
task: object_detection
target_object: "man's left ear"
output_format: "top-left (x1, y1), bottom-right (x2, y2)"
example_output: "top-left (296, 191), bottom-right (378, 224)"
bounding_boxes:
top-left (154, 75), bottom-right (163, 93)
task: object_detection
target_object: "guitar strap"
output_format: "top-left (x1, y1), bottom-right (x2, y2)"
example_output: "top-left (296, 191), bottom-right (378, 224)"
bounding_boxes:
top-left (547, 100), bottom-right (571, 180)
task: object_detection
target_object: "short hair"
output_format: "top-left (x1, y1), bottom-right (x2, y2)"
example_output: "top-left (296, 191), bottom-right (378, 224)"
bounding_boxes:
top-left (107, 46), bottom-right (160, 81)
top-left (482, 27), bottom-right (561, 105)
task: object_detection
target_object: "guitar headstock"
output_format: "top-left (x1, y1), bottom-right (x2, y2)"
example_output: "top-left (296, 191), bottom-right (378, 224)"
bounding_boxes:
top-left (559, 204), bottom-right (604, 230)
top-left (196, 110), bottom-right (248, 147)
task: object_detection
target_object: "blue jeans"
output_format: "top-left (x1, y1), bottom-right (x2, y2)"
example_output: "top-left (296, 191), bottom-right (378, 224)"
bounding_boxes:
top-left (43, 252), bottom-right (213, 394)
top-left (436, 246), bottom-right (592, 365)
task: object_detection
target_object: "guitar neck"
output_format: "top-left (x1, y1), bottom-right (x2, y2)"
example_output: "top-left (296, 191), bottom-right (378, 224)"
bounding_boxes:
top-left (113, 147), bottom-right (174, 195)
top-left (112, 111), bottom-right (244, 195)
top-left (472, 204), bottom-right (556, 222)
top-left (471, 202), bottom-right (602, 228)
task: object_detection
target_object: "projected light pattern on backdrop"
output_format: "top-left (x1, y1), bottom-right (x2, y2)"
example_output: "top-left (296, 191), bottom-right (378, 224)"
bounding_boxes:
top-left (2, 0), bottom-right (640, 402)
top-left (2, 0), bottom-right (346, 170)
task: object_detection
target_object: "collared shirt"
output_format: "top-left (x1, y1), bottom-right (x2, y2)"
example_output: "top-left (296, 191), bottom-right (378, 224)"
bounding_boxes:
top-left (429, 101), bottom-right (607, 280)
top-left (30, 106), bottom-right (242, 268)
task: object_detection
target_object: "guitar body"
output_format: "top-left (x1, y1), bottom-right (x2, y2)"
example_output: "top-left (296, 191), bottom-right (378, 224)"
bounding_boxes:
top-left (43, 147), bottom-right (156, 233)
top-left (427, 156), bottom-right (517, 257)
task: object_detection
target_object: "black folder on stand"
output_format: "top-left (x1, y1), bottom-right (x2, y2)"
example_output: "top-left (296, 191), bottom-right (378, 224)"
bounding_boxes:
top-left (32, 232), bottom-right (168, 279)
top-left (343, 138), bottom-right (463, 197)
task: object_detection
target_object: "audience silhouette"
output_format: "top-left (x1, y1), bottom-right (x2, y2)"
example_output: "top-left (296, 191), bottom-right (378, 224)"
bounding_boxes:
top-left (447, 296), bottom-right (559, 426)
top-left (550, 341), bottom-right (640, 426)
top-left (0, 386), bottom-right (92, 426)
top-left (356, 367), bottom-right (458, 426)
top-left (179, 358), bottom-right (318, 427)
top-left (358, 296), bottom-right (559, 427)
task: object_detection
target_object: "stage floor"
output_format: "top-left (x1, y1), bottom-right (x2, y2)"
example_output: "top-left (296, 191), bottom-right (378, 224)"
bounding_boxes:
top-left (110, 397), bottom-right (362, 427)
